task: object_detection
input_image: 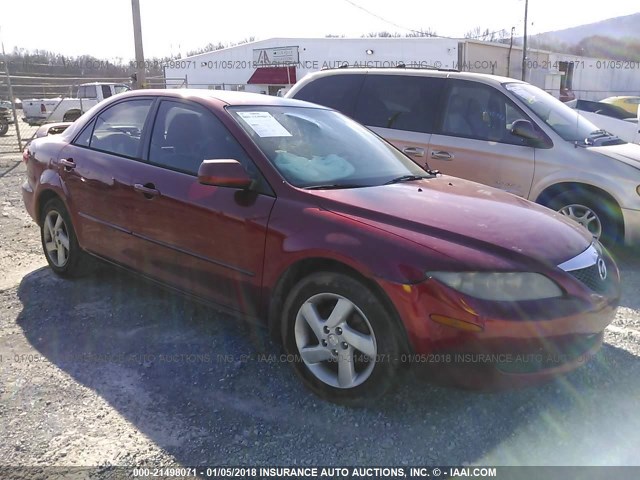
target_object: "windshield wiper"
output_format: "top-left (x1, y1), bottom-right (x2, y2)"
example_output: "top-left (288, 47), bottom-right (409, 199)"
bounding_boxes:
top-left (304, 184), bottom-right (366, 190)
top-left (583, 129), bottom-right (622, 146)
top-left (384, 174), bottom-right (431, 185)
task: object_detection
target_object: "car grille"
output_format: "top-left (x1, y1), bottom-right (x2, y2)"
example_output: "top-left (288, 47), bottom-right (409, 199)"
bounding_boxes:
top-left (568, 264), bottom-right (607, 293)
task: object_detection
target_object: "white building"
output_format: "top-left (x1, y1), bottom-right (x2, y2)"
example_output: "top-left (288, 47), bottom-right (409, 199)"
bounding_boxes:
top-left (163, 37), bottom-right (459, 95)
top-left (163, 37), bottom-right (640, 101)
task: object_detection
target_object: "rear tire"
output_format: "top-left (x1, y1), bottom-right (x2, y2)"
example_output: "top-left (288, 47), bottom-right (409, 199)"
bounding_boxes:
top-left (63, 110), bottom-right (81, 122)
top-left (40, 197), bottom-right (92, 277)
top-left (0, 118), bottom-right (8, 136)
top-left (281, 272), bottom-right (405, 406)
top-left (548, 191), bottom-right (621, 246)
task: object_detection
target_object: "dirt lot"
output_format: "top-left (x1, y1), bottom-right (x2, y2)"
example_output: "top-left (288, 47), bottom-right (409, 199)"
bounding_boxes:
top-left (1, 151), bottom-right (640, 470)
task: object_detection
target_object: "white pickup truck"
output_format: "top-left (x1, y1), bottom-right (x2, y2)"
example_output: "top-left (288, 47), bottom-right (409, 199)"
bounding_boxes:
top-left (22, 82), bottom-right (130, 126)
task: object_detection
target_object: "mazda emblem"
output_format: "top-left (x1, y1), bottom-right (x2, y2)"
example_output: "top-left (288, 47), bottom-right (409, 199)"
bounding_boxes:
top-left (597, 257), bottom-right (607, 280)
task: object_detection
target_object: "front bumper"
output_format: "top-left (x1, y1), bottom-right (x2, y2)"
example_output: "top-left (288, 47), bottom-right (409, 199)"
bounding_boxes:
top-left (622, 207), bottom-right (640, 245)
top-left (379, 255), bottom-right (620, 389)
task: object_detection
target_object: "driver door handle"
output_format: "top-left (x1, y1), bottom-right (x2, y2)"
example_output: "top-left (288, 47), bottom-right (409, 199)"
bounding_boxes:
top-left (134, 183), bottom-right (160, 198)
top-left (402, 146), bottom-right (425, 157)
top-left (60, 158), bottom-right (76, 170)
top-left (431, 150), bottom-right (454, 160)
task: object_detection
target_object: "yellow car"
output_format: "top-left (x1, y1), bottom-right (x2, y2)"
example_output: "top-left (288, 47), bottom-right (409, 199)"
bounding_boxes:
top-left (600, 96), bottom-right (640, 116)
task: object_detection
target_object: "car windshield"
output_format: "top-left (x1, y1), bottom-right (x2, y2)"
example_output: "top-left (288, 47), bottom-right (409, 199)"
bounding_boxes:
top-left (505, 82), bottom-right (622, 143)
top-left (228, 105), bottom-right (429, 188)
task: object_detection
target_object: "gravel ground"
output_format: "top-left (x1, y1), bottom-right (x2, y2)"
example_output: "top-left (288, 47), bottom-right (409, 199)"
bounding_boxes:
top-left (1, 152), bottom-right (640, 470)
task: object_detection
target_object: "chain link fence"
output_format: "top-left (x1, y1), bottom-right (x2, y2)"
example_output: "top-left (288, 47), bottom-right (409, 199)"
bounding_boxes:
top-left (0, 97), bottom-right (29, 154)
top-left (1, 74), bottom-right (137, 154)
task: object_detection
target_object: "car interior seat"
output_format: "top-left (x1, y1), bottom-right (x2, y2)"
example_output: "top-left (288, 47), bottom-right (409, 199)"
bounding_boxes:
top-left (161, 112), bottom-right (205, 172)
top-left (443, 95), bottom-right (474, 136)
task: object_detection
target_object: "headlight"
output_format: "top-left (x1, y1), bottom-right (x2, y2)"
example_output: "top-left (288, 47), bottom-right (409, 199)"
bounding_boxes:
top-left (428, 272), bottom-right (563, 301)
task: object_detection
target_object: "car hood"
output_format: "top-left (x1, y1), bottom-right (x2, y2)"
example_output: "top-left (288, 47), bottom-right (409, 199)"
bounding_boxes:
top-left (306, 176), bottom-right (592, 268)
top-left (589, 143), bottom-right (640, 170)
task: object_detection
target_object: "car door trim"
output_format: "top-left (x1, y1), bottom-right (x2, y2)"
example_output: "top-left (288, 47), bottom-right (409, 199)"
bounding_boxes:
top-left (78, 212), bottom-right (254, 276)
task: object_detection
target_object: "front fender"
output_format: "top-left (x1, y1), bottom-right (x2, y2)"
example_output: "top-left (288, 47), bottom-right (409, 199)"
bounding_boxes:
top-left (263, 201), bottom-right (431, 291)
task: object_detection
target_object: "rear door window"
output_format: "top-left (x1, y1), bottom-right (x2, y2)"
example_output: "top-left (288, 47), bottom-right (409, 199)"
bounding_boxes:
top-left (87, 99), bottom-right (153, 158)
top-left (353, 75), bottom-right (445, 133)
top-left (78, 85), bottom-right (98, 99)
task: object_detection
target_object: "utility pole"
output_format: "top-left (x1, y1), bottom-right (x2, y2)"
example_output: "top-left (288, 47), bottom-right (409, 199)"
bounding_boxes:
top-left (521, 0), bottom-right (529, 81)
top-left (507, 26), bottom-right (515, 78)
top-left (131, 0), bottom-right (146, 89)
top-left (0, 26), bottom-right (22, 150)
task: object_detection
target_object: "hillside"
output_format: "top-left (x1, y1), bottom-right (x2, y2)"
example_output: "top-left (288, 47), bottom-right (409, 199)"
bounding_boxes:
top-left (530, 13), bottom-right (640, 46)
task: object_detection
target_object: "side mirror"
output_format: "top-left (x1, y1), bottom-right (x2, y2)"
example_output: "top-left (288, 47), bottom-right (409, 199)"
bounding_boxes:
top-left (197, 159), bottom-right (253, 189)
top-left (511, 119), bottom-right (539, 141)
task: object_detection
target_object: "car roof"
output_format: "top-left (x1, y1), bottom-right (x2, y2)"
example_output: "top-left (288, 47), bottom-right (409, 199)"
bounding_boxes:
top-left (61, 89), bottom-right (329, 141)
top-left (115, 88), bottom-right (326, 108)
top-left (80, 82), bottom-right (129, 86)
top-left (295, 68), bottom-right (525, 87)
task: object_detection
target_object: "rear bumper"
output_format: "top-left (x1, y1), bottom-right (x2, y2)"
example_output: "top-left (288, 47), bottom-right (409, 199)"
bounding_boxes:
top-left (622, 207), bottom-right (640, 245)
top-left (22, 117), bottom-right (46, 126)
top-left (22, 179), bottom-right (37, 223)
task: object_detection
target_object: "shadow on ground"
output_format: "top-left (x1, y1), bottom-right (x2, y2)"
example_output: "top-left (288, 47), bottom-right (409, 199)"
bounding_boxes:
top-left (14, 265), bottom-right (640, 466)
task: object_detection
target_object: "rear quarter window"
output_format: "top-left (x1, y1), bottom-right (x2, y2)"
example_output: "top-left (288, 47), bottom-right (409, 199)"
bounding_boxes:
top-left (292, 74), bottom-right (365, 117)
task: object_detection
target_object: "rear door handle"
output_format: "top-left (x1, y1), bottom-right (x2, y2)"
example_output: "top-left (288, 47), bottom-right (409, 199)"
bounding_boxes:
top-left (60, 158), bottom-right (76, 170)
top-left (402, 146), bottom-right (425, 157)
top-left (431, 150), bottom-right (454, 160)
top-left (134, 183), bottom-right (160, 198)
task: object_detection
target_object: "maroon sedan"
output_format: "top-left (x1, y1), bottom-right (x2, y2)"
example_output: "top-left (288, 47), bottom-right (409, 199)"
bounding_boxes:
top-left (22, 89), bottom-right (620, 404)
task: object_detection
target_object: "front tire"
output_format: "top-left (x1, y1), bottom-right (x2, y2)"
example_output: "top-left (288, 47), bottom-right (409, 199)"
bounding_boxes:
top-left (548, 191), bottom-right (621, 246)
top-left (40, 198), bottom-right (91, 277)
top-left (0, 118), bottom-right (8, 136)
top-left (281, 272), bottom-right (405, 405)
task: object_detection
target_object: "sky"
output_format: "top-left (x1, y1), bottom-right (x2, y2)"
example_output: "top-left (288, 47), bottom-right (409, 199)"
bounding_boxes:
top-left (1, 0), bottom-right (638, 61)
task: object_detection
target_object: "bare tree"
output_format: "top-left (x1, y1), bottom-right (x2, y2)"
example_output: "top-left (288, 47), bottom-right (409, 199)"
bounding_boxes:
top-left (405, 28), bottom-right (438, 37)
top-left (363, 31), bottom-right (402, 38)
top-left (464, 27), bottom-right (510, 43)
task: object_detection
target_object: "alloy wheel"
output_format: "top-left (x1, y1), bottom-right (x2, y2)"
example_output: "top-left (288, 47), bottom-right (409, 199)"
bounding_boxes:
top-left (43, 210), bottom-right (71, 267)
top-left (558, 203), bottom-right (602, 239)
top-left (294, 293), bottom-right (377, 389)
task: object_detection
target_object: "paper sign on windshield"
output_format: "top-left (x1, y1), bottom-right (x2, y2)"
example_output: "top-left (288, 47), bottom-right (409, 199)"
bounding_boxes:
top-left (237, 111), bottom-right (292, 137)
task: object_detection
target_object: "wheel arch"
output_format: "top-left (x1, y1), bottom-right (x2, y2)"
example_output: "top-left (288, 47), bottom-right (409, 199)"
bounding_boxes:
top-left (36, 189), bottom-right (64, 226)
top-left (266, 256), bottom-right (412, 353)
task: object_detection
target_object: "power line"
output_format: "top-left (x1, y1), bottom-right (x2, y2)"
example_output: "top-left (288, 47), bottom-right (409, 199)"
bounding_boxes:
top-left (341, 0), bottom-right (439, 36)
top-left (341, 0), bottom-right (512, 40)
